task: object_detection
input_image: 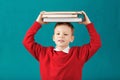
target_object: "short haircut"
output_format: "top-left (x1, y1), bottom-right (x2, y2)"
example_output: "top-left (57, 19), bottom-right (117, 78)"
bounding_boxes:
top-left (54, 22), bottom-right (74, 35)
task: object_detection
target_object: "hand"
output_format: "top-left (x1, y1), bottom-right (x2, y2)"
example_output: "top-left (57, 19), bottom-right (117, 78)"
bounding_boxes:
top-left (79, 11), bottom-right (91, 25)
top-left (36, 11), bottom-right (48, 24)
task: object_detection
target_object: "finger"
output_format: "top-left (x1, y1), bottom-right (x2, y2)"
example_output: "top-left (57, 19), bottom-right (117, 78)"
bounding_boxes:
top-left (40, 11), bottom-right (46, 14)
top-left (79, 22), bottom-right (83, 24)
top-left (44, 22), bottom-right (48, 24)
top-left (80, 11), bottom-right (85, 19)
top-left (79, 21), bottom-right (85, 24)
top-left (78, 11), bottom-right (82, 14)
top-left (81, 11), bottom-right (87, 16)
top-left (40, 11), bottom-right (46, 17)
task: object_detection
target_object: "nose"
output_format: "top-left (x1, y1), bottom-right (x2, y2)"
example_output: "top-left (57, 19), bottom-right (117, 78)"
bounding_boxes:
top-left (59, 34), bottom-right (64, 38)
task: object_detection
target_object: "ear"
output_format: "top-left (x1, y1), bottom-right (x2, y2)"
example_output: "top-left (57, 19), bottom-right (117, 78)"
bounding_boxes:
top-left (70, 36), bottom-right (74, 42)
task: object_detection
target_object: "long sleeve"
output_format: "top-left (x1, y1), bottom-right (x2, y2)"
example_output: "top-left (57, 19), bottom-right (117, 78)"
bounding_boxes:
top-left (22, 21), bottom-right (43, 61)
top-left (79, 23), bottom-right (102, 63)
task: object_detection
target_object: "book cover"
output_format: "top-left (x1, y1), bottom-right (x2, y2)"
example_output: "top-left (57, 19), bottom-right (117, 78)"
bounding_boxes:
top-left (42, 14), bottom-right (78, 18)
top-left (43, 11), bottom-right (82, 15)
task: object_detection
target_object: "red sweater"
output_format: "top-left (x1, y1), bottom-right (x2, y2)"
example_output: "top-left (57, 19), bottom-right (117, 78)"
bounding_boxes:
top-left (23, 21), bottom-right (101, 80)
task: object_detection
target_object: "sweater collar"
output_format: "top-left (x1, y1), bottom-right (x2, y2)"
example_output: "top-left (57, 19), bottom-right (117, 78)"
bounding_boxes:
top-left (54, 46), bottom-right (70, 53)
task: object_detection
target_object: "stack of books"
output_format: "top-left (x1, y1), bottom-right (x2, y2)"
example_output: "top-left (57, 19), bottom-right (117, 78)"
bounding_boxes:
top-left (42, 11), bottom-right (83, 22)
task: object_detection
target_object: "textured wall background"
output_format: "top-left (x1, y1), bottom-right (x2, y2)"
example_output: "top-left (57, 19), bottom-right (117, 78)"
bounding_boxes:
top-left (0, 0), bottom-right (120, 80)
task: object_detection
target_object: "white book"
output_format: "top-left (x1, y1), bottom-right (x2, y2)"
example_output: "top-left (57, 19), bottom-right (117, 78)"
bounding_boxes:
top-left (43, 11), bottom-right (82, 15)
top-left (42, 14), bottom-right (78, 18)
top-left (43, 18), bottom-right (82, 22)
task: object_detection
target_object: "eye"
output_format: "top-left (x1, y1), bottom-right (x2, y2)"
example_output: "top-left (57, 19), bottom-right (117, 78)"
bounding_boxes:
top-left (56, 33), bottom-right (60, 35)
top-left (64, 34), bottom-right (68, 36)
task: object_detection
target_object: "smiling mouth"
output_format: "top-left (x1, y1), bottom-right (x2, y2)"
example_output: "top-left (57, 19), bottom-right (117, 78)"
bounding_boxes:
top-left (58, 40), bottom-right (65, 42)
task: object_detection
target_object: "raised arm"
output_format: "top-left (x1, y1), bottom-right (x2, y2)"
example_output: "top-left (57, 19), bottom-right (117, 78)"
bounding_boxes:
top-left (22, 12), bottom-right (47, 61)
top-left (78, 11), bottom-right (102, 62)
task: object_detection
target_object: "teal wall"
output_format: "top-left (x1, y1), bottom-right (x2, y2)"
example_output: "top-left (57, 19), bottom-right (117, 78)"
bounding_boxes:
top-left (0, 0), bottom-right (120, 80)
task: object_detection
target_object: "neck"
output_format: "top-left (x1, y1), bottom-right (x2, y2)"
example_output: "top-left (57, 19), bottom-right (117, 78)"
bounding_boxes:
top-left (56, 46), bottom-right (68, 51)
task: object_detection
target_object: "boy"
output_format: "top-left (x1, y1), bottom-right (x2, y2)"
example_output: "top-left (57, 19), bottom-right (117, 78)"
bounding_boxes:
top-left (23, 11), bottom-right (101, 80)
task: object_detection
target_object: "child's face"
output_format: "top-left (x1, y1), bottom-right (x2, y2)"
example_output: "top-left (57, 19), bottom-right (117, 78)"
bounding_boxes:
top-left (53, 25), bottom-right (74, 48)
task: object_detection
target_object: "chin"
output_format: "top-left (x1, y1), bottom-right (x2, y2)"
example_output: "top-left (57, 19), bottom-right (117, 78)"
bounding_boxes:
top-left (57, 44), bottom-right (68, 47)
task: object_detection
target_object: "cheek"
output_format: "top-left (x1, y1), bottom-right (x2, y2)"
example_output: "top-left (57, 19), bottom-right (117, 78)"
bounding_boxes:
top-left (68, 36), bottom-right (73, 42)
top-left (54, 36), bottom-right (58, 40)
top-left (66, 37), bottom-right (72, 42)
top-left (54, 36), bottom-right (58, 42)
top-left (53, 35), bottom-right (56, 41)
